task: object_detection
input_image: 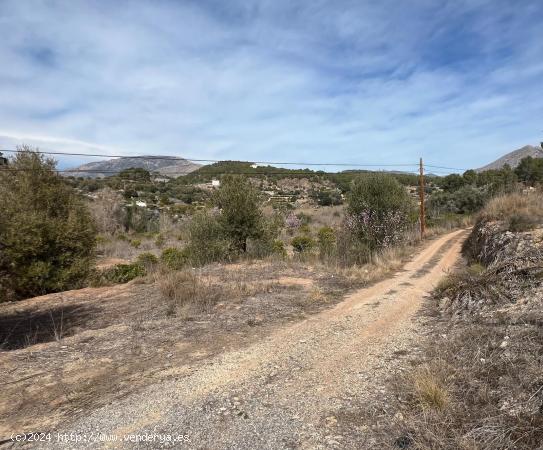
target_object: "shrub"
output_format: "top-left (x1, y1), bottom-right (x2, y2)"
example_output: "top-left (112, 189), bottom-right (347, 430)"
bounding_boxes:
top-left (428, 185), bottom-right (486, 216)
top-left (291, 235), bottom-right (315, 253)
top-left (156, 270), bottom-right (224, 314)
top-left (347, 173), bottom-right (413, 253)
top-left (310, 189), bottom-right (343, 206)
top-left (508, 213), bottom-right (539, 232)
top-left (160, 247), bottom-right (188, 270)
top-left (285, 212), bottom-right (302, 229)
top-left (299, 223), bottom-right (311, 235)
top-left (130, 239), bottom-right (141, 249)
top-left (271, 240), bottom-right (287, 258)
top-left (214, 175), bottom-right (265, 252)
top-left (0, 147), bottom-right (97, 301)
top-left (185, 211), bottom-right (232, 265)
top-left (336, 228), bottom-right (371, 266)
top-left (317, 226), bottom-right (336, 259)
top-left (136, 252), bottom-right (159, 271)
top-left (124, 204), bottom-right (158, 233)
top-left (92, 263), bottom-right (145, 285)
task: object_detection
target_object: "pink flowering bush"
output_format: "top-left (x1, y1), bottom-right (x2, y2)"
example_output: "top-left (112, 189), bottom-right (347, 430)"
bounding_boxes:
top-left (346, 173), bottom-right (414, 257)
top-left (285, 212), bottom-right (302, 229)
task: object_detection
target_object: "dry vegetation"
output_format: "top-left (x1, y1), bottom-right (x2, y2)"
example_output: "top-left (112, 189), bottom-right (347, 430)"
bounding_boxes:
top-left (360, 191), bottom-right (543, 449)
top-left (0, 255), bottom-right (377, 436)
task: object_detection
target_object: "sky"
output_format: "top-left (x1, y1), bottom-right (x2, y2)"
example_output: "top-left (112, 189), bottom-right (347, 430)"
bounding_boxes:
top-left (0, 0), bottom-right (542, 173)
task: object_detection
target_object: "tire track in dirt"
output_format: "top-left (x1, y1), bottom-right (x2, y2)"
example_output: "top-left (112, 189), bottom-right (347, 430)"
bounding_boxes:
top-left (42, 229), bottom-right (469, 450)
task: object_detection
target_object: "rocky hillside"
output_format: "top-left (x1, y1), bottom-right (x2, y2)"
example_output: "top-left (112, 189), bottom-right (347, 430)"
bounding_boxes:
top-left (379, 192), bottom-right (543, 449)
top-left (63, 156), bottom-right (201, 178)
top-left (477, 144), bottom-right (543, 172)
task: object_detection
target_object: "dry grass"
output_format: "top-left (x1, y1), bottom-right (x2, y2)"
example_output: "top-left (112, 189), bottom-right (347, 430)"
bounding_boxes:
top-left (333, 238), bottom-right (414, 285)
top-left (363, 203), bottom-right (543, 449)
top-left (410, 364), bottom-right (450, 411)
top-left (385, 323), bottom-right (543, 450)
top-left (480, 191), bottom-right (543, 229)
top-left (155, 268), bottom-right (278, 316)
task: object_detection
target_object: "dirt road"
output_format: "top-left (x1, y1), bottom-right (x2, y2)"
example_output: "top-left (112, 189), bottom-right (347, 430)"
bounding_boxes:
top-left (40, 229), bottom-right (468, 449)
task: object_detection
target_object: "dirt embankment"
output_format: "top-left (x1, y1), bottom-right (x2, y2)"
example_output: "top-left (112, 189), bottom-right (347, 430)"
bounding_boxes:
top-left (371, 214), bottom-right (543, 449)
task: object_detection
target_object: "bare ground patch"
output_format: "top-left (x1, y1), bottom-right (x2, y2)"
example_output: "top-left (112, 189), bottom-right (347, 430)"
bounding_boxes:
top-left (0, 260), bottom-right (355, 437)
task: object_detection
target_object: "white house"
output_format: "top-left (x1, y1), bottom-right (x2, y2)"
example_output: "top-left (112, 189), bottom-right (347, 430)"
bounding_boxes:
top-left (211, 179), bottom-right (220, 188)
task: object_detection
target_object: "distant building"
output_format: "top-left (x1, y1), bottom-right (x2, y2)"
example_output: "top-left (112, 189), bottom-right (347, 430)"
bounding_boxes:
top-left (211, 179), bottom-right (220, 188)
top-left (135, 201), bottom-right (147, 207)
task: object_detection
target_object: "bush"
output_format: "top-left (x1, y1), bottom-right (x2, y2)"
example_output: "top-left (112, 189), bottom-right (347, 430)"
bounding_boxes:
top-left (136, 252), bottom-right (159, 271)
top-left (214, 175), bottom-right (265, 252)
top-left (508, 213), bottom-right (539, 232)
top-left (347, 173), bottom-right (413, 253)
top-left (0, 147), bottom-right (97, 301)
top-left (271, 240), bottom-right (287, 258)
top-left (185, 211), bottom-right (232, 265)
top-left (91, 263), bottom-right (145, 286)
top-left (156, 270), bottom-right (224, 315)
top-left (336, 228), bottom-right (371, 266)
top-left (291, 235), bottom-right (315, 253)
top-left (124, 204), bottom-right (158, 233)
top-left (428, 185), bottom-right (486, 216)
top-left (130, 239), bottom-right (141, 249)
top-left (160, 247), bottom-right (188, 270)
top-left (310, 189), bottom-right (343, 206)
top-left (317, 226), bottom-right (336, 260)
top-left (299, 223), bottom-right (311, 235)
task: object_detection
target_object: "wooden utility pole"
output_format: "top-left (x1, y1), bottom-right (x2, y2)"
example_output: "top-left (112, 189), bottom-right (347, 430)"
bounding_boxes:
top-left (419, 157), bottom-right (426, 239)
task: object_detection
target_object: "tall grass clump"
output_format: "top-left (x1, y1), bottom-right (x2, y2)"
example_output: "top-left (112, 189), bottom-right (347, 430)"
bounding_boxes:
top-left (479, 191), bottom-right (543, 231)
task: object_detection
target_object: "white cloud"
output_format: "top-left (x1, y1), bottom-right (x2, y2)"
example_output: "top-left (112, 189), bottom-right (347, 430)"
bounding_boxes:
top-left (0, 0), bottom-right (542, 171)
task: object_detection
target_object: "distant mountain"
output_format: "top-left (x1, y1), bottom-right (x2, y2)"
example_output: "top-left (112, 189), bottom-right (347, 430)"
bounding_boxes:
top-left (477, 144), bottom-right (543, 172)
top-left (63, 156), bottom-right (201, 178)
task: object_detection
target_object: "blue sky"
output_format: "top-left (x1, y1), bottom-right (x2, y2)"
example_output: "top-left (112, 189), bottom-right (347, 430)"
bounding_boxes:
top-left (0, 0), bottom-right (542, 172)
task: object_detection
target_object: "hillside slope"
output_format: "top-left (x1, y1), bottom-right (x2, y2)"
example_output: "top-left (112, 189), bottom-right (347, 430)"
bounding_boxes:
top-left (63, 156), bottom-right (201, 178)
top-left (477, 144), bottom-right (543, 172)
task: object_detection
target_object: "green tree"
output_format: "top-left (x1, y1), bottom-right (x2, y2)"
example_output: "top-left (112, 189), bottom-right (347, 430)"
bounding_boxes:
top-left (0, 147), bottom-right (96, 300)
top-left (515, 156), bottom-right (543, 185)
top-left (214, 175), bottom-right (264, 252)
top-left (440, 173), bottom-right (466, 192)
top-left (347, 173), bottom-right (414, 252)
top-left (462, 169), bottom-right (477, 185)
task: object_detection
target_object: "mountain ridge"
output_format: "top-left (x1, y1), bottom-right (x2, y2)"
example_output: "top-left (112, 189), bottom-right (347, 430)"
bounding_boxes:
top-left (63, 155), bottom-right (201, 178)
top-left (477, 144), bottom-right (543, 172)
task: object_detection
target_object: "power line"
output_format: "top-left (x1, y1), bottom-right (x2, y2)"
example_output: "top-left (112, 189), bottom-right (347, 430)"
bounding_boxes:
top-left (425, 164), bottom-right (469, 171)
top-left (0, 148), bottom-right (420, 168)
top-left (0, 148), bottom-right (465, 175)
top-left (0, 167), bottom-right (422, 176)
